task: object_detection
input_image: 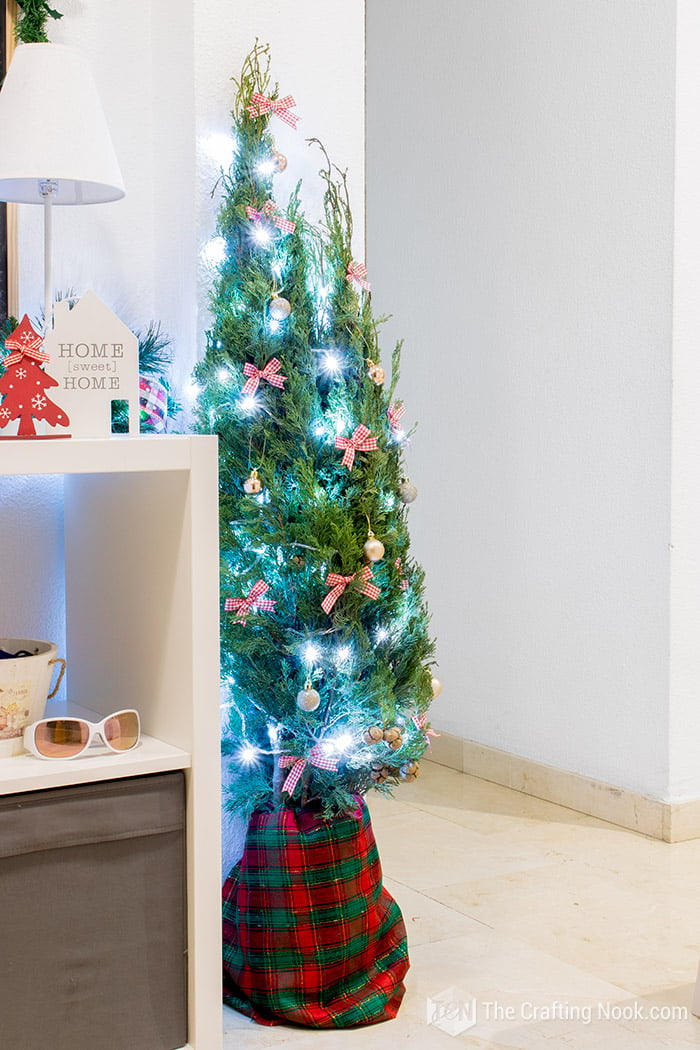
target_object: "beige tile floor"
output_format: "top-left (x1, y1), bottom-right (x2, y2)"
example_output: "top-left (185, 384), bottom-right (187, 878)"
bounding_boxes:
top-left (223, 761), bottom-right (700, 1048)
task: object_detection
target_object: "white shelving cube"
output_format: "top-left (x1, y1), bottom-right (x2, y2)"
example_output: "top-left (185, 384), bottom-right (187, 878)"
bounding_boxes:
top-left (0, 435), bottom-right (222, 1050)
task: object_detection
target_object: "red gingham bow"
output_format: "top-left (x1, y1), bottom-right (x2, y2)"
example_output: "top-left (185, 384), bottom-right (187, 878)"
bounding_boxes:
top-left (394, 558), bottom-right (409, 591)
top-left (242, 357), bottom-right (287, 395)
top-left (247, 92), bottom-right (299, 129)
top-left (245, 199), bottom-right (296, 235)
top-left (346, 260), bottom-right (371, 291)
top-left (413, 713), bottom-right (441, 752)
top-left (3, 322), bottom-right (50, 369)
top-left (387, 401), bottom-right (405, 433)
top-left (335, 424), bottom-right (378, 471)
top-left (321, 565), bottom-right (380, 615)
top-left (279, 743), bottom-right (338, 795)
top-left (224, 579), bottom-right (276, 624)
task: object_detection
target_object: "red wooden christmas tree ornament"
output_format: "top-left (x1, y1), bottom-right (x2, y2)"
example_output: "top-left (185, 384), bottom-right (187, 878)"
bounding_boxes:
top-left (0, 316), bottom-right (70, 439)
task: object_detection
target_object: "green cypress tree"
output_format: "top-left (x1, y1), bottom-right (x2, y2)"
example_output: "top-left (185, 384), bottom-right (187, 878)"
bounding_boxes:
top-left (195, 42), bottom-right (437, 820)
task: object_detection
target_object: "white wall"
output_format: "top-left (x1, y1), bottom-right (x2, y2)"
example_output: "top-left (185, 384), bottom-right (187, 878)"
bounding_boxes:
top-left (367, 0), bottom-right (679, 799)
top-left (669, 0), bottom-right (700, 799)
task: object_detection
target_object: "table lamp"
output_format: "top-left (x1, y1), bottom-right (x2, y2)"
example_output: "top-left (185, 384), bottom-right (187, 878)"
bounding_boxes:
top-left (0, 42), bottom-right (125, 333)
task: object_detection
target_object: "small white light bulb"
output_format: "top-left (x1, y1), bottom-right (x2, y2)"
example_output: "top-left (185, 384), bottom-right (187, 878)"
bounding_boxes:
top-left (267, 722), bottom-right (280, 747)
top-left (324, 732), bottom-right (353, 757)
top-left (303, 642), bottom-right (321, 663)
top-left (335, 645), bottom-right (352, 665)
top-left (321, 352), bottom-right (342, 376)
top-left (202, 236), bottom-right (226, 265)
top-left (252, 226), bottom-right (271, 246)
top-left (238, 745), bottom-right (259, 765)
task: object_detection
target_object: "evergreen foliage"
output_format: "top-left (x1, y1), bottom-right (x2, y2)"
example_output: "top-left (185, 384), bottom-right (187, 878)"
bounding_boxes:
top-left (195, 43), bottom-right (437, 821)
top-left (14, 0), bottom-right (62, 44)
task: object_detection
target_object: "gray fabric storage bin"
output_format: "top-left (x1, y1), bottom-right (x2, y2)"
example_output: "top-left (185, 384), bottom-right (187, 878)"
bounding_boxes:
top-left (0, 771), bottom-right (187, 1050)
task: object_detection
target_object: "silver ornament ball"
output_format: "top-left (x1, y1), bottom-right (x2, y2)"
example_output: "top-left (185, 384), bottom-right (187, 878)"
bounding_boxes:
top-left (398, 478), bottom-right (418, 504)
top-left (268, 296), bottom-right (292, 321)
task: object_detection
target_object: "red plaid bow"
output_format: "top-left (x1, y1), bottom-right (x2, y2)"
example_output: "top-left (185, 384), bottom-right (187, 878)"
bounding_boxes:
top-left (335, 424), bottom-right (378, 470)
top-left (322, 565), bottom-right (380, 615)
top-left (242, 357), bottom-right (287, 395)
top-left (387, 401), bottom-right (405, 432)
top-left (3, 320), bottom-right (50, 368)
top-left (412, 713), bottom-right (441, 752)
top-left (224, 579), bottom-right (276, 624)
top-left (245, 199), bottom-right (296, 235)
top-left (394, 558), bottom-right (409, 591)
top-left (279, 743), bottom-right (338, 795)
top-left (247, 92), bottom-right (299, 128)
top-left (346, 260), bottom-right (371, 291)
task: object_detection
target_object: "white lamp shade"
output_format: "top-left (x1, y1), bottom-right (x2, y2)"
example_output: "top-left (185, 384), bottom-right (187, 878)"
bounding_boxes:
top-left (0, 43), bottom-right (125, 205)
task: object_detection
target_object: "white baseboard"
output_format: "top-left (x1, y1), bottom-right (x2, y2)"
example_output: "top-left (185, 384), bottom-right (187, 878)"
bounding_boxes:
top-left (426, 732), bottom-right (700, 843)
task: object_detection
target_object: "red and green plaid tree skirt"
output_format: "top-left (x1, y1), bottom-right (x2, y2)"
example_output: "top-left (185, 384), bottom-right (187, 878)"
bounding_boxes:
top-left (222, 799), bottom-right (409, 1027)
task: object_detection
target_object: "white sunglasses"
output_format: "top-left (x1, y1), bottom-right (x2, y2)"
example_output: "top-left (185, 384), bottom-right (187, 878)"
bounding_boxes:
top-left (24, 709), bottom-right (141, 760)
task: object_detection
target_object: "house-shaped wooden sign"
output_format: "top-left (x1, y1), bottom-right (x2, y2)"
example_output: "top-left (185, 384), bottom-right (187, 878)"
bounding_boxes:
top-left (43, 291), bottom-right (140, 437)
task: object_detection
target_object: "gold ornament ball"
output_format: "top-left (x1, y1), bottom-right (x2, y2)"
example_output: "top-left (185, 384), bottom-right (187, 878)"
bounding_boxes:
top-left (431, 676), bottom-right (443, 698)
top-left (269, 296), bottom-right (292, 321)
top-left (243, 469), bottom-right (262, 495)
top-left (363, 725), bottom-right (384, 745)
top-left (367, 362), bottom-right (385, 385)
top-left (296, 687), bottom-right (321, 712)
top-left (272, 151), bottom-right (288, 172)
top-left (398, 478), bottom-right (418, 504)
top-left (363, 533), bottom-right (385, 562)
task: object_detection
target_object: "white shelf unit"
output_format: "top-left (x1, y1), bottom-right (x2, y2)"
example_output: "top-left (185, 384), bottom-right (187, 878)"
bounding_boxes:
top-left (0, 435), bottom-right (222, 1050)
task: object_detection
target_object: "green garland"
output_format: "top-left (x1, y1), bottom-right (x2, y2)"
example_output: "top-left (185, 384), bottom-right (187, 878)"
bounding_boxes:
top-left (15, 0), bottom-right (63, 44)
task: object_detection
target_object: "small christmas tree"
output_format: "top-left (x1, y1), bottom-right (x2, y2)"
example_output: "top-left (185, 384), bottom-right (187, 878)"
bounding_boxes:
top-left (194, 44), bottom-right (439, 1027)
top-left (0, 315), bottom-right (70, 437)
top-left (195, 42), bottom-right (437, 821)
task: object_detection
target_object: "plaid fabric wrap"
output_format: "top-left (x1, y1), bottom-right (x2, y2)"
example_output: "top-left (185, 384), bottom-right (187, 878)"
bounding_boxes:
top-left (222, 800), bottom-right (409, 1027)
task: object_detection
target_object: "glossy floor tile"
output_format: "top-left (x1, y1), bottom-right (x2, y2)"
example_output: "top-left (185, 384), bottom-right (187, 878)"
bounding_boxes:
top-left (223, 761), bottom-right (700, 1048)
